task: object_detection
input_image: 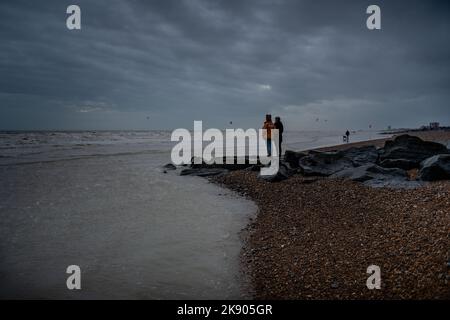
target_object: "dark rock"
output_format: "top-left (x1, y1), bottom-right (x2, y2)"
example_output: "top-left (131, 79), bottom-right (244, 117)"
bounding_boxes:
top-left (284, 150), bottom-right (307, 168)
top-left (418, 154), bottom-right (450, 181)
top-left (341, 145), bottom-right (379, 166)
top-left (298, 146), bottom-right (380, 177)
top-left (258, 163), bottom-right (293, 182)
top-left (332, 164), bottom-right (395, 182)
top-left (163, 163), bottom-right (177, 170)
top-left (379, 134), bottom-right (449, 165)
top-left (244, 164), bottom-right (263, 172)
top-left (331, 164), bottom-right (421, 188)
top-left (184, 155), bottom-right (293, 180)
top-left (190, 156), bottom-right (260, 171)
top-left (379, 158), bottom-right (418, 170)
top-left (180, 168), bottom-right (228, 177)
top-left (299, 150), bottom-right (353, 176)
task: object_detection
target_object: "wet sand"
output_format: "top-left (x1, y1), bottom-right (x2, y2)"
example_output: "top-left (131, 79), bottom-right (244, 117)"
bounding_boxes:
top-left (212, 130), bottom-right (450, 299)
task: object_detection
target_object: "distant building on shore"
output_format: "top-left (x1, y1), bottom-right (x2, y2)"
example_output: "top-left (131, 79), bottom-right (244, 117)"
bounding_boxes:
top-left (430, 122), bottom-right (440, 130)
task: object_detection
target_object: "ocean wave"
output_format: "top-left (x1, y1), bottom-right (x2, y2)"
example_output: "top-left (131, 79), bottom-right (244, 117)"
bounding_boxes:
top-left (0, 149), bottom-right (169, 166)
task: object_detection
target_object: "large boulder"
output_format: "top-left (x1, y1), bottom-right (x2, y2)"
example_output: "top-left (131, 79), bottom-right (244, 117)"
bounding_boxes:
top-left (299, 150), bottom-right (353, 176)
top-left (181, 156), bottom-right (252, 176)
top-left (331, 164), bottom-right (406, 182)
top-left (298, 146), bottom-right (380, 177)
top-left (341, 145), bottom-right (379, 166)
top-left (163, 163), bottom-right (177, 170)
top-left (379, 135), bottom-right (449, 166)
top-left (283, 150), bottom-right (307, 168)
top-left (258, 163), bottom-right (293, 182)
top-left (190, 156), bottom-right (259, 171)
top-left (418, 154), bottom-right (450, 181)
top-left (184, 156), bottom-right (288, 179)
top-left (379, 158), bottom-right (418, 171)
top-left (180, 168), bottom-right (228, 177)
top-left (331, 164), bottom-right (421, 188)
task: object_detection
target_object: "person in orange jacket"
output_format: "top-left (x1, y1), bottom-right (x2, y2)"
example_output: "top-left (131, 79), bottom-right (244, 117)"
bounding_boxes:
top-left (262, 114), bottom-right (275, 156)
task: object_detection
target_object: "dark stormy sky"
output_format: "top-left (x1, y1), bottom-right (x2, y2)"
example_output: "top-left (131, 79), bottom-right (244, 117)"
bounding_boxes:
top-left (0, 0), bottom-right (449, 130)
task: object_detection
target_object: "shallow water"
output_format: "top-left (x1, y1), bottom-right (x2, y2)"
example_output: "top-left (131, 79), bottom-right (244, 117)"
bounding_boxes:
top-left (0, 132), bottom-right (257, 299)
top-left (0, 130), bottom-right (385, 299)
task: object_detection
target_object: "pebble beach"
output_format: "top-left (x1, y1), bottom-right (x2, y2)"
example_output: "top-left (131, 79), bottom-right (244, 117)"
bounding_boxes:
top-left (212, 130), bottom-right (450, 299)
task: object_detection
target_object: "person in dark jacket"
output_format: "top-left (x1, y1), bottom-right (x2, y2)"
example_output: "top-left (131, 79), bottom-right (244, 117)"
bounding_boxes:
top-left (274, 116), bottom-right (284, 157)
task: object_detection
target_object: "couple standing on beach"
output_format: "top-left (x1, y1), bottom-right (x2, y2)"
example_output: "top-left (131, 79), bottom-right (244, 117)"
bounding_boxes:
top-left (262, 114), bottom-right (284, 157)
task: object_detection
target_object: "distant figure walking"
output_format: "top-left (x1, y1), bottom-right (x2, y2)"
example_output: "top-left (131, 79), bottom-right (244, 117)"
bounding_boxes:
top-left (274, 116), bottom-right (284, 157)
top-left (345, 130), bottom-right (350, 143)
top-left (262, 114), bottom-right (275, 156)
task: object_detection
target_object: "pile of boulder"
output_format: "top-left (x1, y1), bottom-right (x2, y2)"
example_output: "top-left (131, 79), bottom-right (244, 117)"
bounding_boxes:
top-left (284, 134), bottom-right (450, 188)
top-left (169, 135), bottom-right (450, 188)
top-left (169, 155), bottom-right (295, 182)
top-left (175, 156), bottom-right (263, 177)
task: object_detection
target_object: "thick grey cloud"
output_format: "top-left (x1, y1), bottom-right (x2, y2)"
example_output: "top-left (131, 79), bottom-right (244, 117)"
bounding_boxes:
top-left (0, 0), bottom-right (449, 130)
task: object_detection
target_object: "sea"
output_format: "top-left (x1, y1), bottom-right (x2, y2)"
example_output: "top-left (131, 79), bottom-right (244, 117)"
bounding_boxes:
top-left (0, 129), bottom-right (386, 299)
